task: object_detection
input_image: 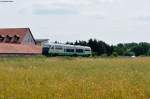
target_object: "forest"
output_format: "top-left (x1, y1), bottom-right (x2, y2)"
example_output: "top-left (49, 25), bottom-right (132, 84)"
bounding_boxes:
top-left (65, 39), bottom-right (150, 57)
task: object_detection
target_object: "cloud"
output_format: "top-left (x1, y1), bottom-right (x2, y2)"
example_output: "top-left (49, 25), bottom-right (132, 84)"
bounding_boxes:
top-left (139, 16), bottom-right (150, 21)
top-left (133, 14), bottom-right (150, 21)
top-left (17, 0), bottom-right (112, 17)
top-left (33, 8), bottom-right (78, 15)
top-left (2, 0), bottom-right (150, 44)
top-left (16, 0), bottom-right (150, 18)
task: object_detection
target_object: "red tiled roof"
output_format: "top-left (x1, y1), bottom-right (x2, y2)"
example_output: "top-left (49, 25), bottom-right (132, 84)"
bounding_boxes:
top-left (0, 43), bottom-right (42, 55)
top-left (0, 28), bottom-right (31, 43)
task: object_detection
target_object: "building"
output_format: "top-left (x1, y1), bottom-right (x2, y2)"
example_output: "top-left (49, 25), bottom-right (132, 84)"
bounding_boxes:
top-left (35, 39), bottom-right (49, 46)
top-left (0, 28), bottom-right (42, 55)
top-left (0, 28), bottom-right (36, 45)
top-left (0, 43), bottom-right (42, 55)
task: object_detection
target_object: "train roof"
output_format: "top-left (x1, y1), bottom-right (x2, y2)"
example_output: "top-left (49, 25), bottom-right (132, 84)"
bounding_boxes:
top-left (44, 43), bottom-right (91, 49)
top-left (49, 43), bottom-right (74, 47)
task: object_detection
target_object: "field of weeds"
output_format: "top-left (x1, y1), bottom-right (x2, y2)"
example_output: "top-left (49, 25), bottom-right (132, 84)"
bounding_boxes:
top-left (0, 56), bottom-right (150, 99)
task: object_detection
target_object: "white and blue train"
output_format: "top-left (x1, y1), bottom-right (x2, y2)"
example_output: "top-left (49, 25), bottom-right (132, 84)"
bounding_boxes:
top-left (42, 43), bottom-right (92, 56)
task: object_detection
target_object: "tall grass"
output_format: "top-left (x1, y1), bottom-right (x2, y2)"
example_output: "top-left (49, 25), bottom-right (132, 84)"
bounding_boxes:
top-left (0, 57), bottom-right (150, 99)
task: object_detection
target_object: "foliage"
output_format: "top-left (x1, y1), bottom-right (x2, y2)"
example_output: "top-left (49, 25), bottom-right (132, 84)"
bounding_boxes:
top-left (66, 39), bottom-right (150, 56)
top-left (112, 52), bottom-right (119, 57)
top-left (67, 39), bottom-right (113, 56)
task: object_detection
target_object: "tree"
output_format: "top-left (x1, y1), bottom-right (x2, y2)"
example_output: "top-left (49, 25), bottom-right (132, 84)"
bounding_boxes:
top-left (66, 41), bottom-right (74, 45)
top-left (87, 39), bottom-right (112, 56)
top-left (131, 42), bottom-right (150, 56)
top-left (113, 43), bottom-right (126, 55)
top-left (66, 39), bottom-right (150, 57)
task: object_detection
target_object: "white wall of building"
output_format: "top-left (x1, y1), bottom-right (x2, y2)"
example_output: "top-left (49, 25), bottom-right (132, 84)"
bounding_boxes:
top-left (22, 30), bottom-right (35, 45)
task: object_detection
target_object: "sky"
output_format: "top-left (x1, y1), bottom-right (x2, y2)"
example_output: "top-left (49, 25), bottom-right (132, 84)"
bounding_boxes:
top-left (0, 0), bottom-right (150, 44)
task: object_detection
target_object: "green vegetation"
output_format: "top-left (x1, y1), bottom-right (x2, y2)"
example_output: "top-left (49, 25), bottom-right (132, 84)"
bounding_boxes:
top-left (0, 56), bottom-right (150, 98)
top-left (66, 39), bottom-right (150, 56)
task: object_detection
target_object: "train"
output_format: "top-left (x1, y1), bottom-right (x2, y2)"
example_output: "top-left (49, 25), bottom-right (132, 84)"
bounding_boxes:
top-left (42, 43), bottom-right (92, 56)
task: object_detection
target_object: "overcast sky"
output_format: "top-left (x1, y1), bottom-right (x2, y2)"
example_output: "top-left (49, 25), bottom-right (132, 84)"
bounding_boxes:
top-left (0, 0), bottom-right (150, 44)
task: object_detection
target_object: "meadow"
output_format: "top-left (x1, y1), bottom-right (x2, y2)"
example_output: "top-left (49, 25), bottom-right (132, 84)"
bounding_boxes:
top-left (0, 56), bottom-right (150, 99)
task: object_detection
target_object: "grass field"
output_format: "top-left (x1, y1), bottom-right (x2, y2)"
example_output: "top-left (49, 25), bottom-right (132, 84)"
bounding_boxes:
top-left (0, 56), bottom-right (150, 99)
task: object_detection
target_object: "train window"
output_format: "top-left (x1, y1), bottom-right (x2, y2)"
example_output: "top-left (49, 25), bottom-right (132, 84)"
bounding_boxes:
top-left (51, 46), bottom-right (54, 49)
top-left (76, 49), bottom-right (83, 53)
top-left (55, 48), bottom-right (63, 50)
top-left (65, 49), bottom-right (74, 52)
top-left (55, 46), bottom-right (63, 50)
top-left (85, 49), bottom-right (91, 51)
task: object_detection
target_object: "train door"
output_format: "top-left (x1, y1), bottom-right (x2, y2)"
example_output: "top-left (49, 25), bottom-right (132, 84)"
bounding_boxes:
top-left (42, 47), bottom-right (49, 55)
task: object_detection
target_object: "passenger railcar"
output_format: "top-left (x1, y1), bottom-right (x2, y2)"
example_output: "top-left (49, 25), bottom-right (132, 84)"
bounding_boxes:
top-left (42, 43), bottom-right (91, 56)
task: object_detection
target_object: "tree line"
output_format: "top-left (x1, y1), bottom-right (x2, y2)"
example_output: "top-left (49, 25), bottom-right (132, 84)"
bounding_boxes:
top-left (65, 39), bottom-right (150, 57)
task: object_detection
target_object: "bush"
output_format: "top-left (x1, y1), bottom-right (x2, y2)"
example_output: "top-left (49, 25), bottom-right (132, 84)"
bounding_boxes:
top-left (101, 54), bottom-right (108, 57)
top-left (92, 52), bottom-right (97, 57)
top-left (124, 51), bottom-right (135, 56)
top-left (111, 52), bottom-right (118, 57)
